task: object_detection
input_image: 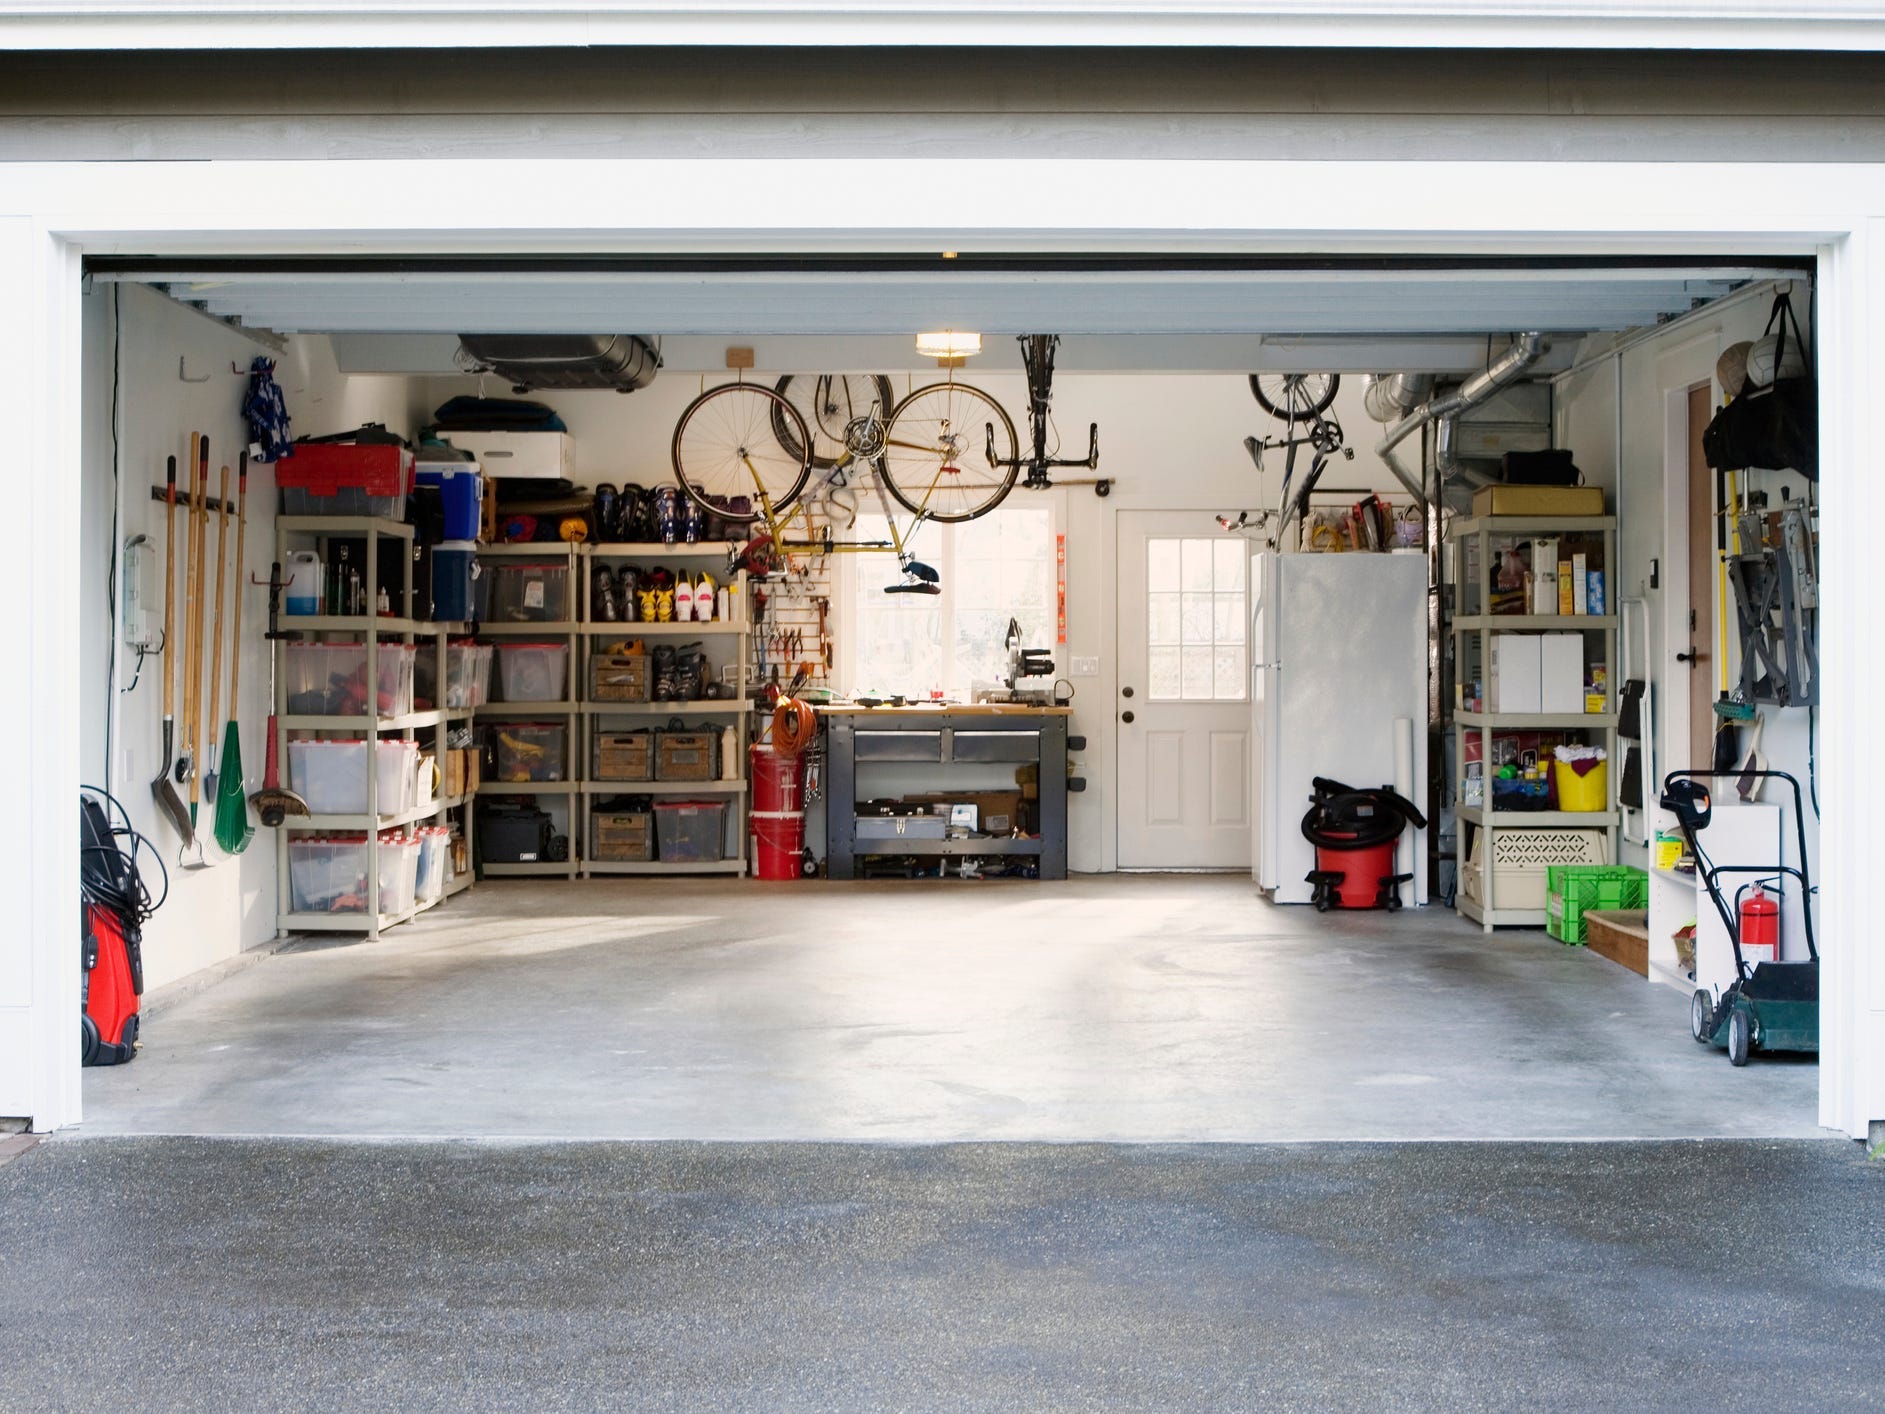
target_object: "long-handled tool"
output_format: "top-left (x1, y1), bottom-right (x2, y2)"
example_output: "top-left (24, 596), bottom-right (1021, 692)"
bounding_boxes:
top-left (249, 561), bottom-right (310, 827)
top-left (202, 460), bottom-right (230, 805)
top-left (214, 453), bottom-right (254, 854)
top-left (179, 436), bottom-right (213, 866)
top-left (175, 434), bottom-right (199, 795)
top-left (149, 454), bottom-right (193, 843)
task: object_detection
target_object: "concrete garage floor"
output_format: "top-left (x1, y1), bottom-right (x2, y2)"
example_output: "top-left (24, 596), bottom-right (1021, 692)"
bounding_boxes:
top-left (83, 875), bottom-right (1823, 1142)
top-left (3, 1138), bottom-right (1881, 1411)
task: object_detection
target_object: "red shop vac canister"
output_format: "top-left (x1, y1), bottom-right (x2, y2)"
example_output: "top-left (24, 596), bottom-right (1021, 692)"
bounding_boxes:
top-left (1299, 776), bottom-right (1428, 912)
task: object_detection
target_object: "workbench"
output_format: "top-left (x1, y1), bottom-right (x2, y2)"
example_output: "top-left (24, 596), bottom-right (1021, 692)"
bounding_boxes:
top-left (821, 704), bottom-right (1071, 880)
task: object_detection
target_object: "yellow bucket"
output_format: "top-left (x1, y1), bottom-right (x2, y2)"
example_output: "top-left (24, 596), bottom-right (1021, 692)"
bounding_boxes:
top-left (1554, 759), bottom-right (1608, 812)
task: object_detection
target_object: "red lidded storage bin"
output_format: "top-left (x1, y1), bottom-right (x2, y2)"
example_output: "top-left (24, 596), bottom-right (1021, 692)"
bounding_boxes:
top-left (276, 444), bottom-right (416, 518)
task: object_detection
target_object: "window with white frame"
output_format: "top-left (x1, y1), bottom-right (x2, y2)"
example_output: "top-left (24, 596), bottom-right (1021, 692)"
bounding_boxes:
top-left (849, 505), bottom-right (1058, 700)
top-left (1146, 536), bottom-right (1247, 701)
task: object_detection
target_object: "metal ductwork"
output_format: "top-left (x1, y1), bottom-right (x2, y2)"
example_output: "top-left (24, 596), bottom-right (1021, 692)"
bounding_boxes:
top-left (1368, 334), bottom-right (1551, 502)
top-left (1361, 373), bottom-right (1436, 424)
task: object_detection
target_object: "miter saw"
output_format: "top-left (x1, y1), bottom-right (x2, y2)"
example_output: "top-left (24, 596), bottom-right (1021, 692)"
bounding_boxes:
top-left (975, 618), bottom-right (1057, 705)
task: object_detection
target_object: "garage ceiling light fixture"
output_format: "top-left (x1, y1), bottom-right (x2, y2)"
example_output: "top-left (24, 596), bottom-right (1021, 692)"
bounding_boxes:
top-left (915, 329), bottom-right (982, 362)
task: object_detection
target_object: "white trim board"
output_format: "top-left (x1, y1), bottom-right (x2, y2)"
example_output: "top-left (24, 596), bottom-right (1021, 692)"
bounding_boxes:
top-left (1, 153), bottom-right (1878, 1142)
top-left (8, 3), bottom-right (1885, 53)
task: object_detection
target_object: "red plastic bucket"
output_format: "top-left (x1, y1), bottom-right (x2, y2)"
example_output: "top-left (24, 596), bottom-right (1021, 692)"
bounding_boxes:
top-left (749, 745), bottom-right (805, 815)
top-left (752, 809), bottom-right (805, 880)
top-left (1315, 837), bottom-right (1399, 909)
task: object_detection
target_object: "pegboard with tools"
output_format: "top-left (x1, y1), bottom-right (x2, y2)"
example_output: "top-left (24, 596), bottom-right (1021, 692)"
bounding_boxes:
top-left (749, 559), bottom-right (834, 691)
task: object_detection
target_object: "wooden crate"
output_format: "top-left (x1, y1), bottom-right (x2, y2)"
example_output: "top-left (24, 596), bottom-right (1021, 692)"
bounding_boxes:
top-left (1584, 909), bottom-right (1649, 977)
top-left (591, 809), bottom-right (654, 862)
top-left (590, 652), bottom-right (650, 702)
top-left (656, 730), bottom-right (718, 782)
top-left (442, 747), bottom-right (481, 800)
top-left (594, 731), bottom-right (653, 782)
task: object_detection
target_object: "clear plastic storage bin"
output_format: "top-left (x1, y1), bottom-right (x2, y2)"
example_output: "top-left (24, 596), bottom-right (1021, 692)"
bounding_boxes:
top-left (287, 738), bottom-right (419, 816)
top-left (655, 799), bottom-right (729, 863)
top-left (415, 640), bottom-right (493, 711)
top-left (496, 641), bottom-right (571, 702)
top-left (288, 832), bottom-right (420, 915)
top-left (414, 826), bottom-right (451, 904)
top-left (486, 561), bottom-right (570, 624)
top-left (284, 642), bottom-right (416, 717)
top-left (492, 722), bottom-right (568, 782)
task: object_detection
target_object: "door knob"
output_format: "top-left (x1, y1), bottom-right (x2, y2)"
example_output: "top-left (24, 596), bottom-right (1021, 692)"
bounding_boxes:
top-left (1122, 686), bottom-right (1135, 698)
top-left (1121, 710), bottom-right (1135, 724)
top-left (1676, 650), bottom-right (1701, 665)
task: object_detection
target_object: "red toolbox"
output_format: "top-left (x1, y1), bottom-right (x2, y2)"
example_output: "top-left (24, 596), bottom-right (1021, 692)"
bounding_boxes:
top-left (277, 443), bottom-right (415, 518)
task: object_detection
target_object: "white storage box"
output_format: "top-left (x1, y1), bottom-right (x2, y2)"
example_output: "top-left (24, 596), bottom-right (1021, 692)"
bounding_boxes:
top-left (430, 429), bottom-right (572, 481)
top-left (1540, 632), bottom-right (1585, 714)
top-left (497, 641), bottom-right (571, 702)
top-left (287, 739), bottom-right (420, 817)
top-left (1461, 827), bottom-right (1607, 912)
top-left (1489, 633), bottom-right (1542, 715)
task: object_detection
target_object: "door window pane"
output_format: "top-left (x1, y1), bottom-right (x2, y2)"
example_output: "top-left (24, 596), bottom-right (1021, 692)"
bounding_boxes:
top-left (1146, 536), bottom-right (1248, 701)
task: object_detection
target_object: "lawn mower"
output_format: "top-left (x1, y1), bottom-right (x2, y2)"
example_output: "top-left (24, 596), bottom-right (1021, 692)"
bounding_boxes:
top-left (1659, 768), bottom-right (1817, 1066)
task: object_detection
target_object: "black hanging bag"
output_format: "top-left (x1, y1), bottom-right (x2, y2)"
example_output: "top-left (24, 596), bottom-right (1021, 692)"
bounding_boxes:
top-left (1702, 290), bottom-right (1817, 478)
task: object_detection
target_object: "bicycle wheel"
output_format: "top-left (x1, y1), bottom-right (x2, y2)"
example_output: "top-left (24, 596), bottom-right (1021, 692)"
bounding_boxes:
top-left (880, 381), bottom-right (1019, 523)
top-left (773, 374), bottom-right (894, 469)
top-left (671, 382), bottom-right (811, 523)
top-left (1249, 372), bottom-right (1340, 422)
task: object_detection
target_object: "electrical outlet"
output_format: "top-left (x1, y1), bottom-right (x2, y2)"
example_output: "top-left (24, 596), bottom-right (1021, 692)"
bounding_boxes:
top-left (1071, 656), bottom-right (1100, 676)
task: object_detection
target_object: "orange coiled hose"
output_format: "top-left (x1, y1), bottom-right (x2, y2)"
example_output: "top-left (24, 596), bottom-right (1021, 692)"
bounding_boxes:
top-left (771, 696), bottom-right (818, 757)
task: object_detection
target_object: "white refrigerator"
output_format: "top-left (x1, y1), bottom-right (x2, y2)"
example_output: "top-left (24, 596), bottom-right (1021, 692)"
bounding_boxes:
top-left (1251, 551), bottom-right (1430, 905)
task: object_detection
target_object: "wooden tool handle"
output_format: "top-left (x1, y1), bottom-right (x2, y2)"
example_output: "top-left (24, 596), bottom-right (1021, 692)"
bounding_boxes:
top-left (208, 462), bottom-right (229, 738)
top-left (229, 455), bottom-right (248, 705)
top-left (160, 455), bottom-right (177, 720)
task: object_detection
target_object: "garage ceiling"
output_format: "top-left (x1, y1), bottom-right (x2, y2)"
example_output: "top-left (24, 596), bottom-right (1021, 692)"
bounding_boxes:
top-left (96, 256), bottom-right (1805, 372)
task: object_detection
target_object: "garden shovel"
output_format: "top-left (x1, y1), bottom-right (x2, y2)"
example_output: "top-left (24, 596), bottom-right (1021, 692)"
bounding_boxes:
top-left (149, 453), bottom-right (192, 843)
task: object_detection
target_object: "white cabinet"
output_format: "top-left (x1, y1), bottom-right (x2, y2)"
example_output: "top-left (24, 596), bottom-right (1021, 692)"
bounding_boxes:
top-left (437, 430), bottom-right (573, 481)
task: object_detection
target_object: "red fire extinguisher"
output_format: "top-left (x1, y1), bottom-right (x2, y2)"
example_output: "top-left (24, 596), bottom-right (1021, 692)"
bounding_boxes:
top-left (1739, 884), bottom-right (1780, 956)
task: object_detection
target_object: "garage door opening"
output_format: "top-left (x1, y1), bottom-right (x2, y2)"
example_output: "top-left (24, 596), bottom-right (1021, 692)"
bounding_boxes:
top-left (71, 252), bottom-right (1828, 1142)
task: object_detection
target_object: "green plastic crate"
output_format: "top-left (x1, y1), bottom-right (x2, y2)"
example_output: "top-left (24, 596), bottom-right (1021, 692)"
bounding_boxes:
top-left (1546, 865), bottom-right (1649, 944)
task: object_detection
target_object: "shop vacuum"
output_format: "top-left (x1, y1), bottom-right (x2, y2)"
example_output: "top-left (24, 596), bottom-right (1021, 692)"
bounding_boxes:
top-left (80, 788), bottom-right (167, 1066)
top-left (1300, 777), bottom-right (1427, 912)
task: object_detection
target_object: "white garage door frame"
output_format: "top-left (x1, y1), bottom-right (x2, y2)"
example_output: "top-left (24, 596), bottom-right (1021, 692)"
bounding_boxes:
top-left (1, 156), bottom-right (1877, 1140)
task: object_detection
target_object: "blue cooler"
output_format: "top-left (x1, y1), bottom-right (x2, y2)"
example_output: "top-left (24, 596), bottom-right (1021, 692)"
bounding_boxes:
top-left (429, 541), bottom-right (478, 623)
top-left (416, 465), bottom-right (484, 542)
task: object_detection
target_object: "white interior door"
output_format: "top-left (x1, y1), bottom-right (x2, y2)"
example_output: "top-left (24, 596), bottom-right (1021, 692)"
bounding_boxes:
top-left (1116, 512), bottom-right (1251, 869)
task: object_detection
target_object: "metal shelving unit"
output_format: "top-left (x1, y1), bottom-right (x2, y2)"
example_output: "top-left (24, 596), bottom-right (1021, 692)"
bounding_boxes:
top-left (577, 542), bottom-right (752, 877)
top-left (273, 515), bottom-right (474, 939)
top-left (1449, 514), bottom-right (1620, 931)
top-left (474, 542), bottom-right (586, 879)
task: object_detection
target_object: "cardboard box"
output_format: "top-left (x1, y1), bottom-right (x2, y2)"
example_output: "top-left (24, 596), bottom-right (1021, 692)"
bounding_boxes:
top-left (1489, 633), bottom-right (1542, 714)
top-left (1541, 632), bottom-right (1584, 713)
top-left (1472, 485), bottom-right (1607, 518)
top-left (910, 790), bottom-right (1026, 836)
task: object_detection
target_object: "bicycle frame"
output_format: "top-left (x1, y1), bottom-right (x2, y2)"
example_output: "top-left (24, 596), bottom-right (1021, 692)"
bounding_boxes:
top-left (738, 407), bottom-right (941, 591)
top-left (985, 334), bottom-right (1099, 491)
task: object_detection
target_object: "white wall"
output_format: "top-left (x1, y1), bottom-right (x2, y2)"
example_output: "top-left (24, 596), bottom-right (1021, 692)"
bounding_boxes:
top-left (82, 284), bottom-right (420, 991)
top-left (423, 369), bottom-right (1417, 873)
top-left (1554, 280), bottom-right (1819, 928)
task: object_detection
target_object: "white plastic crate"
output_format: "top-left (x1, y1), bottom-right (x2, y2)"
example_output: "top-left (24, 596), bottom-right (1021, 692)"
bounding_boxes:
top-left (1461, 828), bottom-right (1608, 912)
